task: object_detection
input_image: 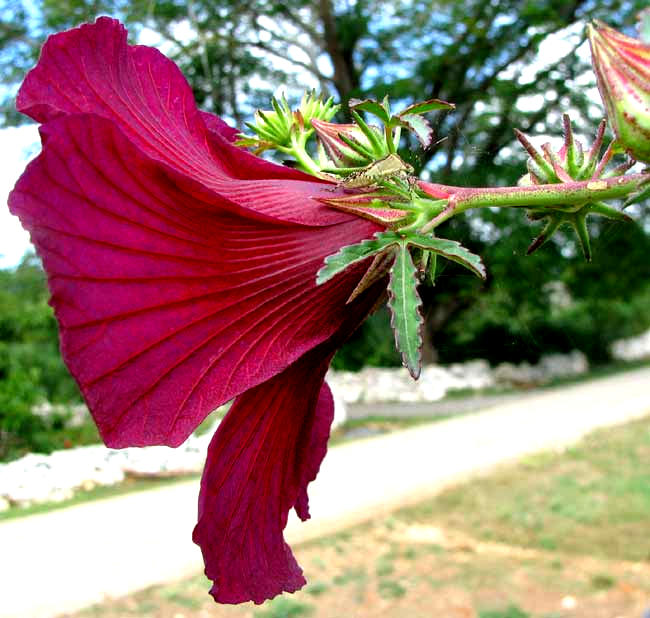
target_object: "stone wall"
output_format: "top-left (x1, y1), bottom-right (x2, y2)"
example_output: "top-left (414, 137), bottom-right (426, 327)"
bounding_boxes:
top-left (0, 350), bottom-right (588, 510)
top-left (611, 329), bottom-right (650, 362)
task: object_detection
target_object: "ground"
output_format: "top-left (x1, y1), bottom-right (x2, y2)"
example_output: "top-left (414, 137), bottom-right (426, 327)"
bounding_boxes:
top-left (68, 416), bottom-right (650, 618)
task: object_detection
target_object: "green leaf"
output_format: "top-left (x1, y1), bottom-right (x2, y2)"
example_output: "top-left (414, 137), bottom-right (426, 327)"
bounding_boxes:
top-left (399, 99), bottom-right (455, 115)
top-left (406, 234), bottom-right (486, 279)
top-left (316, 232), bottom-right (400, 285)
top-left (398, 114), bottom-right (433, 148)
top-left (349, 98), bottom-right (391, 125)
top-left (350, 110), bottom-right (387, 156)
top-left (347, 247), bottom-right (397, 303)
top-left (388, 241), bottom-right (423, 379)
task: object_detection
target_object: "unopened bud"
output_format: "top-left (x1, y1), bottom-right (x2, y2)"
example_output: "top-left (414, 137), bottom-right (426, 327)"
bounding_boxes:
top-left (311, 119), bottom-right (384, 167)
top-left (588, 20), bottom-right (650, 163)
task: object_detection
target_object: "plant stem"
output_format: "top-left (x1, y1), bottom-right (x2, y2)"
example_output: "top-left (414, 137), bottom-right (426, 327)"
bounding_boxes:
top-left (284, 134), bottom-right (322, 176)
top-left (418, 173), bottom-right (649, 233)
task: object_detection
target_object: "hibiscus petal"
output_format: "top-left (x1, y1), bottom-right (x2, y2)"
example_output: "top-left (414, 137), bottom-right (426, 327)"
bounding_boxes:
top-left (17, 17), bottom-right (354, 226)
top-left (199, 111), bottom-right (241, 142)
top-left (192, 347), bottom-right (334, 604)
top-left (9, 113), bottom-right (381, 447)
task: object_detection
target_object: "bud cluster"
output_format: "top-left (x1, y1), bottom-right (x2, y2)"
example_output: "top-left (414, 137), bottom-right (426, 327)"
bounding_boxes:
top-left (236, 92), bottom-right (338, 174)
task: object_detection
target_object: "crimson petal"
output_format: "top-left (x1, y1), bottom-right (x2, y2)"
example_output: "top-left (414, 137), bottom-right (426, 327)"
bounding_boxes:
top-left (199, 111), bottom-right (241, 142)
top-left (9, 113), bottom-right (380, 447)
top-left (17, 17), bottom-right (352, 227)
top-left (193, 337), bottom-right (357, 603)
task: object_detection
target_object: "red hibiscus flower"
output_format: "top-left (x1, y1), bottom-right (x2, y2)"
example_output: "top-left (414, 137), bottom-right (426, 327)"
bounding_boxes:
top-left (8, 17), bottom-right (384, 604)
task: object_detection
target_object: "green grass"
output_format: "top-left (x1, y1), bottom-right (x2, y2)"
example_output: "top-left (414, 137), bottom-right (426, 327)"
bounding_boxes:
top-left (304, 580), bottom-right (329, 596)
top-left (591, 573), bottom-right (616, 590)
top-left (332, 567), bottom-right (367, 586)
top-left (478, 606), bottom-right (530, 618)
top-left (255, 597), bottom-right (314, 618)
top-left (377, 579), bottom-right (407, 599)
top-left (402, 415), bottom-right (650, 562)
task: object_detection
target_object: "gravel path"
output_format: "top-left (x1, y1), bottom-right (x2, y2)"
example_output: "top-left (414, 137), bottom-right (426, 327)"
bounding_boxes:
top-left (3, 367), bottom-right (650, 618)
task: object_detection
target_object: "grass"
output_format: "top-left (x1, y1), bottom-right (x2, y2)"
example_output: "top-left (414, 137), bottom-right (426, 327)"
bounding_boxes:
top-left (377, 579), bottom-right (407, 599)
top-left (401, 415), bottom-right (650, 562)
top-left (256, 597), bottom-right (314, 618)
top-left (70, 412), bottom-right (650, 618)
top-left (478, 606), bottom-right (530, 618)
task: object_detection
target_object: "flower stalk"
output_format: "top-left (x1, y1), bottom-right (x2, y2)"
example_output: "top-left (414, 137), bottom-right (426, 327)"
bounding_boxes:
top-left (418, 173), bottom-right (645, 232)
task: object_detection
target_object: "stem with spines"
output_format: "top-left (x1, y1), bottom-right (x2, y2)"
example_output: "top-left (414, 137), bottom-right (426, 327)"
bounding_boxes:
top-left (418, 173), bottom-right (648, 233)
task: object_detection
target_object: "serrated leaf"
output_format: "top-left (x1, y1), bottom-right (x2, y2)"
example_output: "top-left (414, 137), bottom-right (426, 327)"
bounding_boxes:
top-left (398, 114), bottom-right (433, 148)
top-left (349, 99), bottom-right (391, 125)
top-left (388, 241), bottom-right (423, 379)
top-left (347, 247), bottom-right (397, 303)
top-left (406, 234), bottom-right (486, 279)
top-left (399, 99), bottom-right (455, 115)
top-left (316, 232), bottom-right (400, 284)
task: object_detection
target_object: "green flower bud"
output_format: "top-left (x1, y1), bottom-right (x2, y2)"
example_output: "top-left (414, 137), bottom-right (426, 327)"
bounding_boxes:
top-left (311, 118), bottom-right (384, 167)
top-left (588, 20), bottom-right (650, 163)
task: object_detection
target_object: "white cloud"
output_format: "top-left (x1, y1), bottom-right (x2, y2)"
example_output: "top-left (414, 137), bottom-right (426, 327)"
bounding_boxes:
top-left (0, 124), bottom-right (40, 268)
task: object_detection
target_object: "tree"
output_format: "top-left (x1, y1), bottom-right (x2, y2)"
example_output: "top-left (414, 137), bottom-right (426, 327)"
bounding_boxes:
top-left (0, 253), bottom-right (85, 459)
top-left (2, 0), bottom-right (649, 365)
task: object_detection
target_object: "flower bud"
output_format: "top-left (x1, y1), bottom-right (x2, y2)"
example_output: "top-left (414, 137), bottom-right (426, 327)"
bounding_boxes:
top-left (588, 20), bottom-right (650, 163)
top-left (311, 118), bottom-right (384, 167)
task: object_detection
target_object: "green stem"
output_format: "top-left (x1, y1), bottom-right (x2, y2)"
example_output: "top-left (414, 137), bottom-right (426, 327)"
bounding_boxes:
top-left (418, 174), bottom-right (649, 233)
top-left (385, 124), bottom-right (396, 153)
top-left (284, 134), bottom-right (322, 176)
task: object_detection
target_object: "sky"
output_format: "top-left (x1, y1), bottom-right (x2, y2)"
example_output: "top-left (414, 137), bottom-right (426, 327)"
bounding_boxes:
top-left (1, 123), bottom-right (39, 268)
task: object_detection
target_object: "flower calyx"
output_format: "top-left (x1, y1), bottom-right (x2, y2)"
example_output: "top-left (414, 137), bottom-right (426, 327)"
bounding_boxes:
top-left (311, 118), bottom-right (385, 167)
top-left (515, 115), bottom-right (634, 261)
top-left (588, 20), bottom-right (650, 163)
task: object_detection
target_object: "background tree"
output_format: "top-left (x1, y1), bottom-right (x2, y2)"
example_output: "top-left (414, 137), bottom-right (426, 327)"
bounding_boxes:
top-left (0, 253), bottom-right (91, 459)
top-left (2, 0), bottom-right (649, 370)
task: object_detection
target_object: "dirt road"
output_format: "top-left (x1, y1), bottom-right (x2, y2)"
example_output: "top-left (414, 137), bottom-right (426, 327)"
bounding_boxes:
top-left (2, 367), bottom-right (650, 618)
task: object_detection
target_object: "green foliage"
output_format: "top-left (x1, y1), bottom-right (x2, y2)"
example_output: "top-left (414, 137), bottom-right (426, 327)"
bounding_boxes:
top-left (0, 253), bottom-right (83, 460)
top-left (4, 0), bottom-right (650, 371)
top-left (434, 212), bottom-right (650, 365)
top-left (331, 307), bottom-right (401, 371)
top-left (479, 606), bottom-right (530, 618)
top-left (387, 241), bottom-right (423, 378)
top-left (255, 597), bottom-right (314, 618)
